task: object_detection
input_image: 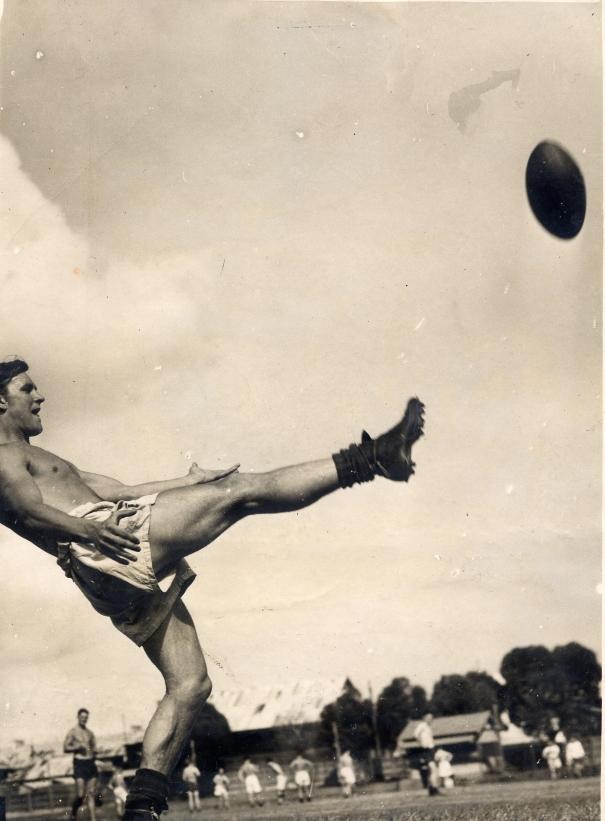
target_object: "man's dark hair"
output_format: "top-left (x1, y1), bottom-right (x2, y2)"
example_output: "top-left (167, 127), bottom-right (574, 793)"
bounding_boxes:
top-left (0, 357), bottom-right (28, 392)
top-left (77, 708), bottom-right (90, 717)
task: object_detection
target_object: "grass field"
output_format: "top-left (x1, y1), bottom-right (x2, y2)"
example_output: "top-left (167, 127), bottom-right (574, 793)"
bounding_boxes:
top-left (9, 778), bottom-right (600, 821)
top-left (165, 779), bottom-right (600, 821)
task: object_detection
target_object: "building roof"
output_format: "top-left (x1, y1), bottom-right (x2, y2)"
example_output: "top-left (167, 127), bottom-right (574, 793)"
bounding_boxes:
top-left (499, 722), bottom-right (536, 746)
top-left (396, 710), bottom-right (512, 752)
top-left (209, 680), bottom-right (344, 732)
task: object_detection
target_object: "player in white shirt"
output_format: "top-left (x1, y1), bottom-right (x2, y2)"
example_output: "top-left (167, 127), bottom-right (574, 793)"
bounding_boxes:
top-left (565, 736), bottom-right (586, 777)
top-left (338, 751), bottom-right (356, 798)
top-left (266, 760), bottom-right (287, 804)
top-left (413, 714), bottom-right (440, 797)
top-left (212, 769), bottom-right (230, 809)
top-left (434, 748), bottom-right (454, 788)
top-left (182, 760), bottom-right (201, 812)
top-left (541, 741), bottom-right (562, 779)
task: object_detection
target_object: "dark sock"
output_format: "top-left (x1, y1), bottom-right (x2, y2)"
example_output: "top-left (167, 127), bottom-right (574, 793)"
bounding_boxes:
top-left (332, 433), bottom-right (376, 488)
top-left (124, 769), bottom-right (169, 816)
top-left (71, 797), bottom-right (83, 819)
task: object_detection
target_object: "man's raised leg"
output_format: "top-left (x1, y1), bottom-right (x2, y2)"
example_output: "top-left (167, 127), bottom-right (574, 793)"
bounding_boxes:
top-left (149, 398), bottom-right (425, 578)
top-left (124, 602), bottom-right (211, 821)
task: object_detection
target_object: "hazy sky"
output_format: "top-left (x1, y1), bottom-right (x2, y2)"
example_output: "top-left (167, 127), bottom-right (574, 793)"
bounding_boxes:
top-left (0, 1), bottom-right (601, 745)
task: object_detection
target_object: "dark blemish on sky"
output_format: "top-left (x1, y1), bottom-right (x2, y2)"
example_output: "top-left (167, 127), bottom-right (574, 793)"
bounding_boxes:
top-left (449, 69), bottom-right (520, 133)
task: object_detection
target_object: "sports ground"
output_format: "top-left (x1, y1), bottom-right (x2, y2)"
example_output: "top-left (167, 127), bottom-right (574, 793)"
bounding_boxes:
top-left (150, 779), bottom-right (599, 821)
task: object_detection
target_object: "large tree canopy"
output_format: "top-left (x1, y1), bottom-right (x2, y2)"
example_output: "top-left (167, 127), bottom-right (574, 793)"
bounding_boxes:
top-left (375, 677), bottom-right (429, 749)
top-left (430, 671), bottom-right (502, 717)
top-left (317, 679), bottom-right (374, 758)
top-left (500, 642), bottom-right (601, 735)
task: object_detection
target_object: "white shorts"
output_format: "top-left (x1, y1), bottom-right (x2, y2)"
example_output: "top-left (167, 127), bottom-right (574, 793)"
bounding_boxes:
top-left (294, 771), bottom-right (311, 787)
top-left (214, 785), bottom-right (228, 797)
top-left (245, 774), bottom-right (262, 794)
top-left (276, 774), bottom-right (287, 791)
top-left (56, 494), bottom-right (196, 645)
top-left (113, 787), bottom-right (128, 803)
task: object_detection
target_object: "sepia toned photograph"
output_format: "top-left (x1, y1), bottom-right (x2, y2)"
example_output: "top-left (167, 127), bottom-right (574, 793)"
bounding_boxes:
top-left (0, 2), bottom-right (601, 820)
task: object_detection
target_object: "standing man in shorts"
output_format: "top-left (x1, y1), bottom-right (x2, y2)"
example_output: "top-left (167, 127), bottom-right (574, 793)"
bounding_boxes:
top-left (181, 759), bottom-right (201, 813)
top-left (64, 708), bottom-right (99, 821)
top-left (212, 768), bottom-right (230, 809)
top-left (266, 759), bottom-right (287, 804)
top-left (0, 355), bottom-right (425, 821)
top-left (289, 754), bottom-right (314, 802)
top-left (238, 759), bottom-right (264, 807)
top-left (337, 750), bottom-right (356, 798)
top-left (109, 765), bottom-right (129, 819)
top-left (413, 714), bottom-right (441, 797)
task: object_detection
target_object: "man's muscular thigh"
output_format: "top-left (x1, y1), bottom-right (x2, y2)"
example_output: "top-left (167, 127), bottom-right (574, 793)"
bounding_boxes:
top-left (148, 475), bottom-right (249, 574)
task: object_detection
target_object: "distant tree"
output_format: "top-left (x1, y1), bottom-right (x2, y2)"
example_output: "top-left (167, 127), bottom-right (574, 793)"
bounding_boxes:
top-left (317, 679), bottom-right (374, 759)
top-left (500, 642), bottom-right (601, 736)
top-left (430, 672), bottom-right (501, 717)
top-left (411, 685), bottom-right (429, 719)
top-left (182, 702), bottom-right (232, 791)
top-left (552, 643), bottom-right (601, 735)
top-left (374, 678), bottom-right (430, 750)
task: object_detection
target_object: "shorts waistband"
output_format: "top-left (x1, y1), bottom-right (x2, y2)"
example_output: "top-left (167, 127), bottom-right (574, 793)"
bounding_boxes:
top-left (69, 493), bottom-right (159, 518)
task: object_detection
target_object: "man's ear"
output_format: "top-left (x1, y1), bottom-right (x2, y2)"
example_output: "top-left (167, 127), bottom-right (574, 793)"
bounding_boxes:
top-left (0, 394), bottom-right (8, 413)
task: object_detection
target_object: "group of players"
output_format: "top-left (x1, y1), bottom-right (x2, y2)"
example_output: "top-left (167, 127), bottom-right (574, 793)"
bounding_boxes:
top-left (64, 707), bottom-right (358, 821)
top-left (183, 751), bottom-right (357, 811)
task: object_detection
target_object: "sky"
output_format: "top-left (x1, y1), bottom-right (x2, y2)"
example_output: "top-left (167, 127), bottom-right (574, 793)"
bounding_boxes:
top-left (0, 0), bottom-right (601, 746)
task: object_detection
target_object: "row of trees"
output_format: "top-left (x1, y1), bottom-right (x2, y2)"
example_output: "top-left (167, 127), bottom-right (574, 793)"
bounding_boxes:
top-left (316, 642), bottom-right (601, 759)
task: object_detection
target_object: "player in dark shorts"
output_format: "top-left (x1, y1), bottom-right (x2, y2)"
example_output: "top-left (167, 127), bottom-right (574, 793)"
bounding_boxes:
top-left (0, 355), bottom-right (425, 821)
top-left (64, 708), bottom-right (99, 821)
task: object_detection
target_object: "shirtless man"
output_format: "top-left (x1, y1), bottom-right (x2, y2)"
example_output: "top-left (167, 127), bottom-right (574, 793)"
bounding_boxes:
top-left (0, 355), bottom-right (425, 821)
top-left (289, 754), bottom-right (314, 802)
top-left (64, 708), bottom-right (98, 821)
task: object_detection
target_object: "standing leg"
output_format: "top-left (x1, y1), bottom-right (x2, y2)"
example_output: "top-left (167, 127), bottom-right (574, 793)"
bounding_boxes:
top-left (71, 781), bottom-right (85, 821)
top-left (84, 778), bottom-right (98, 821)
top-left (124, 602), bottom-right (211, 821)
top-left (141, 602), bottom-right (211, 773)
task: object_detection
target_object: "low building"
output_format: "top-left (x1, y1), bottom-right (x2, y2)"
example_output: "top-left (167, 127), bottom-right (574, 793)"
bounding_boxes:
top-left (396, 710), bottom-right (508, 778)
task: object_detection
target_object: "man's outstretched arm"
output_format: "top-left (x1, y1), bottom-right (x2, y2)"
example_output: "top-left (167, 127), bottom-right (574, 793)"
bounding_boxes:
top-left (0, 449), bottom-right (141, 564)
top-left (76, 462), bottom-right (240, 502)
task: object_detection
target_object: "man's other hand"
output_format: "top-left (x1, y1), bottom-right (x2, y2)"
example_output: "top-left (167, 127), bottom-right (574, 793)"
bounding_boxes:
top-left (187, 462), bottom-right (240, 485)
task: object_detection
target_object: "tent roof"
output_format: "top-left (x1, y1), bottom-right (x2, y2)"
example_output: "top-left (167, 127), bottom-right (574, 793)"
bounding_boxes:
top-left (209, 680), bottom-right (344, 732)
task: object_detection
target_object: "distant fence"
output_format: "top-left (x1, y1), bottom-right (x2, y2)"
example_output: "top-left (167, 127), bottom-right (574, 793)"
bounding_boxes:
top-left (3, 781), bottom-right (73, 817)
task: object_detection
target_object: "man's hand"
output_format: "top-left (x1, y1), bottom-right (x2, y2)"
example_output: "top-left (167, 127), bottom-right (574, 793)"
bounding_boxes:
top-left (83, 507), bottom-right (141, 565)
top-left (187, 461), bottom-right (240, 485)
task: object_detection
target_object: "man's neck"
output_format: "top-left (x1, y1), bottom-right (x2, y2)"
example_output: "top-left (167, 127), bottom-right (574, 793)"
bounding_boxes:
top-left (0, 422), bottom-right (29, 445)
